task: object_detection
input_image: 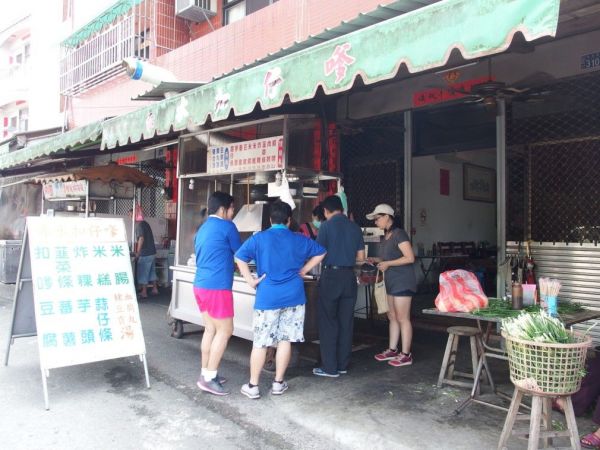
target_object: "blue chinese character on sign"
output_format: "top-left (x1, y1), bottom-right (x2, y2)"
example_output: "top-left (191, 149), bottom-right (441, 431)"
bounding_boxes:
top-left (111, 245), bottom-right (125, 257)
top-left (224, 147), bottom-right (230, 170)
top-left (74, 246), bottom-right (88, 258)
top-left (80, 329), bottom-right (95, 344)
top-left (43, 333), bottom-right (58, 348)
top-left (77, 298), bottom-right (91, 313)
top-left (55, 246), bottom-right (69, 259)
top-left (99, 328), bottom-right (113, 342)
top-left (77, 274), bottom-right (93, 287)
top-left (97, 273), bottom-right (111, 286)
top-left (95, 297), bottom-right (109, 312)
top-left (59, 300), bottom-right (73, 314)
top-left (115, 272), bottom-right (129, 285)
top-left (56, 260), bottom-right (71, 273)
top-left (97, 312), bottom-right (109, 327)
top-left (33, 246), bottom-right (50, 260)
top-left (93, 246), bottom-right (107, 257)
top-left (40, 301), bottom-right (54, 315)
top-left (62, 332), bottom-right (76, 347)
top-left (36, 276), bottom-right (52, 290)
top-left (58, 275), bottom-right (73, 289)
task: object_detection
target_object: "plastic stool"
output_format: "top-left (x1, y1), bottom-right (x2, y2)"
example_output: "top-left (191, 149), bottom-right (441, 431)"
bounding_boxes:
top-left (497, 388), bottom-right (580, 450)
top-left (437, 326), bottom-right (487, 393)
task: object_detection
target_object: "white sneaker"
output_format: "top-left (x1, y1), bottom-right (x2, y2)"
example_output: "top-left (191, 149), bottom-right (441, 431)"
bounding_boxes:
top-left (240, 383), bottom-right (260, 399)
top-left (271, 380), bottom-right (289, 395)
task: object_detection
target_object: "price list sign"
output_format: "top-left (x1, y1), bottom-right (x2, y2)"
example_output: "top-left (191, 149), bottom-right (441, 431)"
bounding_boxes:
top-left (207, 135), bottom-right (284, 174)
top-left (27, 217), bottom-right (146, 370)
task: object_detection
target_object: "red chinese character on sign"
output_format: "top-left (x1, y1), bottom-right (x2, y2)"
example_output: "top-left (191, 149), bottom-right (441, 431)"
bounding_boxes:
top-left (324, 43), bottom-right (356, 84)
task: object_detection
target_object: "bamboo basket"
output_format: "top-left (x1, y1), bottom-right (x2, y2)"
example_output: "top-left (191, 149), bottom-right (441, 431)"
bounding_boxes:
top-left (501, 331), bottom-right (591, 396)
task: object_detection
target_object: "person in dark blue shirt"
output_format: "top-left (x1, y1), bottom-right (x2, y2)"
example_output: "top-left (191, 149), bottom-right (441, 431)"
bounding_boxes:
top-left (235, 200), bottom-right (326, 399)
top-left (194, 191), bottom-right (241, 396)
top-left (313, 195), bottom-right (365, 377)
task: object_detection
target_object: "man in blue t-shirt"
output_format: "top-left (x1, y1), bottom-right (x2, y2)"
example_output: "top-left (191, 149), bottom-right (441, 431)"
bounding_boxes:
top-left (313, 195), bottom-right (365, 378)
top-left (235, 200), bottom-right (326, 399)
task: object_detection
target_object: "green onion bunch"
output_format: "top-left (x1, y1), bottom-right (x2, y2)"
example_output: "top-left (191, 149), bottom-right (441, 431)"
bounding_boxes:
top-left (502, 311), bottom-right (575, 344)
top-left (473, 298), bottom-right (583, 319)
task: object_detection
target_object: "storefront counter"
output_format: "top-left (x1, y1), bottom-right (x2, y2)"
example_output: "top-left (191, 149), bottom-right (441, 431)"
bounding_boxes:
top-left (169, 266), bottom-right (320, 341)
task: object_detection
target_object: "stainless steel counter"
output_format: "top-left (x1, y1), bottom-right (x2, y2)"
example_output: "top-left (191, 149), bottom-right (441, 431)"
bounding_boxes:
top-left (168, 265), bottom-right (320, 341)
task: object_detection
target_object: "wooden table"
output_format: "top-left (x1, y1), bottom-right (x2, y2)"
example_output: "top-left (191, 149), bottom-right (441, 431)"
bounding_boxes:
top-left (422, 307), bottom-right (600, 414)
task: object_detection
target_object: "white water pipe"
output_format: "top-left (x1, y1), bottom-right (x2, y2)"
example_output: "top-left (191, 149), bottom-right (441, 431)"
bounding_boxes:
top-left (122, 58), bottom-right (177, 87)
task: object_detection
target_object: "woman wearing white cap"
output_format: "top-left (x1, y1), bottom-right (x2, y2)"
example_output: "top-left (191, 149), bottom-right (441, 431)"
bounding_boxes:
top-left (366, 204), bottom-right (417, 367)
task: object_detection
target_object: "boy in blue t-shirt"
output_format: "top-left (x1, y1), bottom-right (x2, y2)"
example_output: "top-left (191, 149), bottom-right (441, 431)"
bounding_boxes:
top-left (235, 200), bottom-right (326, 399)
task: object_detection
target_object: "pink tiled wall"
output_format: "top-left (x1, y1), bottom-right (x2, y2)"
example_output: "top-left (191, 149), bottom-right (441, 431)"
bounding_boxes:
top-left (71, 0), bottom-right (397, 127)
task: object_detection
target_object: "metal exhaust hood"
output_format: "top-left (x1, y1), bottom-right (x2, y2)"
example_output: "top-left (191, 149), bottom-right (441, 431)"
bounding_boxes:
top-left (233, 203), bottom-right (265, 232)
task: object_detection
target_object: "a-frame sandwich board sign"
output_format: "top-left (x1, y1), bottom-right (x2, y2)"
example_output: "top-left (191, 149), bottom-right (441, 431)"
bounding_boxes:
top-left (5, 217), bottom-right (150, 409)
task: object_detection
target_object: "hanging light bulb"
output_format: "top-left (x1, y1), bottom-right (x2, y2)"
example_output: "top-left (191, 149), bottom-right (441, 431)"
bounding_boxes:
top-left (188, 179), bottom-right (195, 190)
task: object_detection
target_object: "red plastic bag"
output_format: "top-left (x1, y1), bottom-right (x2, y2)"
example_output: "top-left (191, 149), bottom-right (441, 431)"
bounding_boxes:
top-left (435, 269), bottom-right (488, 313)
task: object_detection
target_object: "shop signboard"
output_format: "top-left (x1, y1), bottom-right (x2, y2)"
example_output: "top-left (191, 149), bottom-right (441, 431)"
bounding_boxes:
top-left (5, 217), bottom-right (149, 409)
top-left (27, 216), bottom-right (146, 369)
top-left (42, 180), bottom-right (87, 199)
top-left (207, 135), bottom-right (284, 174)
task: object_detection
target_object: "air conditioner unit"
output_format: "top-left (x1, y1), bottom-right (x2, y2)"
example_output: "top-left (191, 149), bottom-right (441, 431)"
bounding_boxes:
top-left (175, 0), bottom-right (217, 22)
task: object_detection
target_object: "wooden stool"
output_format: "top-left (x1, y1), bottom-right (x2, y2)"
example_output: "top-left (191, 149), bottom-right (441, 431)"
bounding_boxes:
top-left (497, 387), bottom-right (580, 450)
top-left (437, 326), bottom-right (488, 393)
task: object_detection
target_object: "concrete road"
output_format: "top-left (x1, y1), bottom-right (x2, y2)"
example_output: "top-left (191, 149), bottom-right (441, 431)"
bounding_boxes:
top-left (1, 287), bottom-right (596, 449)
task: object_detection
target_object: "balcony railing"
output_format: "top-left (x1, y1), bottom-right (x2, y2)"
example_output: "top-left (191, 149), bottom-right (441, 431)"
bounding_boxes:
top-left (60, 0), bottom-right (188, 97)
top-left (60, 15), bottom-right (137, 96)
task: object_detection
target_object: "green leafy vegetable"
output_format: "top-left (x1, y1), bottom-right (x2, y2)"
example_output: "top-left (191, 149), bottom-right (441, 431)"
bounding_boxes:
top-left (501, 311), bottom-right (575, 344)
top-left (473, 298), bottom-right (583, 319)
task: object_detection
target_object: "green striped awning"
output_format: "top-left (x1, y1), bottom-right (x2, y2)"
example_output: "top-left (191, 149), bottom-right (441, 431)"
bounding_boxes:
top-left (0, 121), bottom-right (103, 170)
top-left (101, 0), bottom-right (560, 150)
top-left (62, 0), bottom-right (144, 48)
top-left (4, 0), bottom-right (560, 169)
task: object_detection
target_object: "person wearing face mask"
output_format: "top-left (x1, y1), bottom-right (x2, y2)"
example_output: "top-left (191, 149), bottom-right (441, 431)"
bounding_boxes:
top-left (299, 204), bottom-right (325, 240)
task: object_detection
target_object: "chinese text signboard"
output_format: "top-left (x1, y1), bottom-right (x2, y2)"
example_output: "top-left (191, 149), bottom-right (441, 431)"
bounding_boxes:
top-left (207, 136), bottom-right (284, 174)
top-left (27, 217), bottom-right (146, 370)
top-left (42, 180), bottom-right (88, 200)
top-left (412, 76), bottom-right (490, 107)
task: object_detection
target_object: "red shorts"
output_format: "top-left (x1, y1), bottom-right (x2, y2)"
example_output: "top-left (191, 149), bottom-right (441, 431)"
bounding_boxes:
top-left (193, 287), bottom-right (234, 319)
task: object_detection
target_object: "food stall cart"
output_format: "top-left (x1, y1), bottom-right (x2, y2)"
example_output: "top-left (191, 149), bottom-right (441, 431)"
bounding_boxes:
top-left (33, 164), bottom-right (156, 250)
top-left (169, 115), bottom-right (340, 339)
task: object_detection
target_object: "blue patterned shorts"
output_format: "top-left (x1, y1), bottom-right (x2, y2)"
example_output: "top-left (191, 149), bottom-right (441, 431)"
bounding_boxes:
top-left (252, 304), bottom-right (305, 348)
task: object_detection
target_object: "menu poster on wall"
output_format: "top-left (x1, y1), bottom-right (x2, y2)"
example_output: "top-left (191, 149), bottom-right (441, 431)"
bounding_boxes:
top-left (27, 217), bottom-right (147, 370)
top-left (207, 135), bottom-right (284, 174)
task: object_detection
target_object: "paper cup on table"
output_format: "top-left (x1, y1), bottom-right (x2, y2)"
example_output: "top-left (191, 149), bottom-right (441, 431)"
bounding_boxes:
top-left (522, 284), bottom-right (536, 306)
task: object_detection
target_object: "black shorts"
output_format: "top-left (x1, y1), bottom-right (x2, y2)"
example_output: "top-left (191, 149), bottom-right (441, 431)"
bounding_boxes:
top-left (389, 289), bottom-right (416, 297)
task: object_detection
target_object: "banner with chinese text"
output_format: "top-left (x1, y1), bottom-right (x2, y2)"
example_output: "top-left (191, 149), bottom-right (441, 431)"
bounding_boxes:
top-left (207, 136), bottom-right (284, 174)
top-left (42, 180), bottom-right (88, 200)
top-left (27, 217), bottom-right (146, 370)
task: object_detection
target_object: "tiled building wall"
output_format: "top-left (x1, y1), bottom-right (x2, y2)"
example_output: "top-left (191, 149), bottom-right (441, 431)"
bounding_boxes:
top-left (70, 0), bottom-right (396, 126)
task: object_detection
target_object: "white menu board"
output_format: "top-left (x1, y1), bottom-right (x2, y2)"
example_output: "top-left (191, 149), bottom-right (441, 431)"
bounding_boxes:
top-left (207, 135), bottom-right (284, 174)
top-left (27, 217), bottom-right (146, 370)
